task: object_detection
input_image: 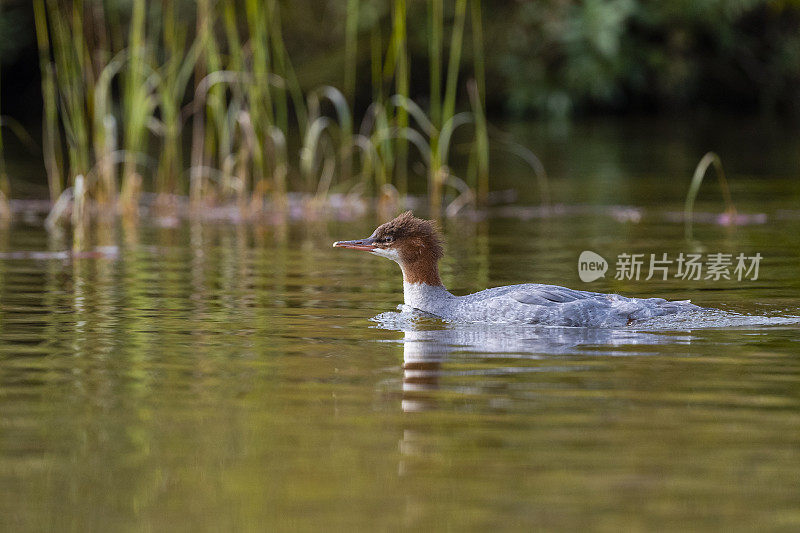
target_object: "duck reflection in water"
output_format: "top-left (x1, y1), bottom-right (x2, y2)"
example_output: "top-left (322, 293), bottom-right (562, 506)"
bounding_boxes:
top-left (387, 317), bottom-right (694, 476)
top-left (396, 322), bottom-right (692, 413)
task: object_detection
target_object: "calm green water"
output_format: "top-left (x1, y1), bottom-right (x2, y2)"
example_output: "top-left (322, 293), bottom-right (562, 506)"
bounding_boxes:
top-left (2, 120), bottom-right (800, 531)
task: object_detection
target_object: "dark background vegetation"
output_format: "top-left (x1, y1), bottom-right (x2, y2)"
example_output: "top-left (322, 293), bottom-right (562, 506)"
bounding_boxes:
top-left (3, 0), bottom-right (800, 122)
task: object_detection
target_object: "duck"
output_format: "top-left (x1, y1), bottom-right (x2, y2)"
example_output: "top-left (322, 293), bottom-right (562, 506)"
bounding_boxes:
top-left (333, 211), bottom-right (699, 327)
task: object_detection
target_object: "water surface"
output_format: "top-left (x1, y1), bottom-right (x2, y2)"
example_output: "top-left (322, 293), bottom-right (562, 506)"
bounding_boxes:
top-left (1, 118), bottom-right (800, 531)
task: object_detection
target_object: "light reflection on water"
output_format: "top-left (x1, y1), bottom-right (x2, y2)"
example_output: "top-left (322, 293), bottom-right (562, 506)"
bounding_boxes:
top-left (0, 177), bottom-right (799, 530)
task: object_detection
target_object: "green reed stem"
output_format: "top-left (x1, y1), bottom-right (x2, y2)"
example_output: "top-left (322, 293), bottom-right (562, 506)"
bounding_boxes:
top-left (426, 0), bottom-right (444, 213)
top-left (264, 2), bottom-right (307, 136)
top-left (430, 0), bottom-right (467, 214)
top-left (684, 152), bottom-right (736, 241)
top-left (190, 0), bottom-right (209, 206)
top-left (442, 0), bottom-right (467, 126)
top-left (158, 0), bottom-right (182, 197)
top-left (245, 0), bottom-right (273, 195)
top-left (93, 52), bottom-right (125, 206)
top-left (392, 0), bottom-right (408, 196)
top-left (245, 0), bottom-right (274, 127)
top-left (470, 0), bottom-right (488, 204)
top-left (206, 7), bottom-right (236, 197)
top-left (47, 0), bottom-right (90, 182)
top-left (32, 0), bottom-right (63, 201)
top-left (121, 0), bottom-right (150, 209)
top-left (344, 0), bottom-right (360, 108)
top-left (428, 0), bottom-right (443, 128)
top-left (157, 0), bottom-right (200, 199)
top-left (267, 0), bottom-right (291, 135)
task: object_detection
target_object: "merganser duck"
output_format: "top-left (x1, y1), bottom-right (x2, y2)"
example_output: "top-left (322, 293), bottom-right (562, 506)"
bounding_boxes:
top-left (334, 211), bottom-right (699, 327)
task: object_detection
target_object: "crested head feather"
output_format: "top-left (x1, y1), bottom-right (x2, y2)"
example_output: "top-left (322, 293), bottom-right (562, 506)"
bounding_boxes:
top-left (373, 211), bottom-right (444, 262)
top-left (368, 211), bottom-right (444, 285)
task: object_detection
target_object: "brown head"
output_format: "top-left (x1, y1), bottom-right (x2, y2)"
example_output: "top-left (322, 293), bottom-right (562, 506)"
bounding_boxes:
top-left (333, 211), bottom-right (444, 286)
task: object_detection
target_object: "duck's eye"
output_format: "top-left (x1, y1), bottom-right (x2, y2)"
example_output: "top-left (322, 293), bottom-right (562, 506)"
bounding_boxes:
top-left (383, 235), bottom-right (394, 243)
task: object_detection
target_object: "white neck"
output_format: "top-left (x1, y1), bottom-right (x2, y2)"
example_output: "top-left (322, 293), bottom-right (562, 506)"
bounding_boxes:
top-left (369, 247), bottom-right (452, 313)
top-left (403, 281), bottom-right (453, 313)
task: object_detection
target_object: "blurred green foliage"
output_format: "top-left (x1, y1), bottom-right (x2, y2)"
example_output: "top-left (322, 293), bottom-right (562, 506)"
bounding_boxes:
top-left (296, 0), bottom-right (800, 117)
top-left (494, 0), bottom-right (800, 117)
top-left (3, 0), bottom-right (800, 119)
